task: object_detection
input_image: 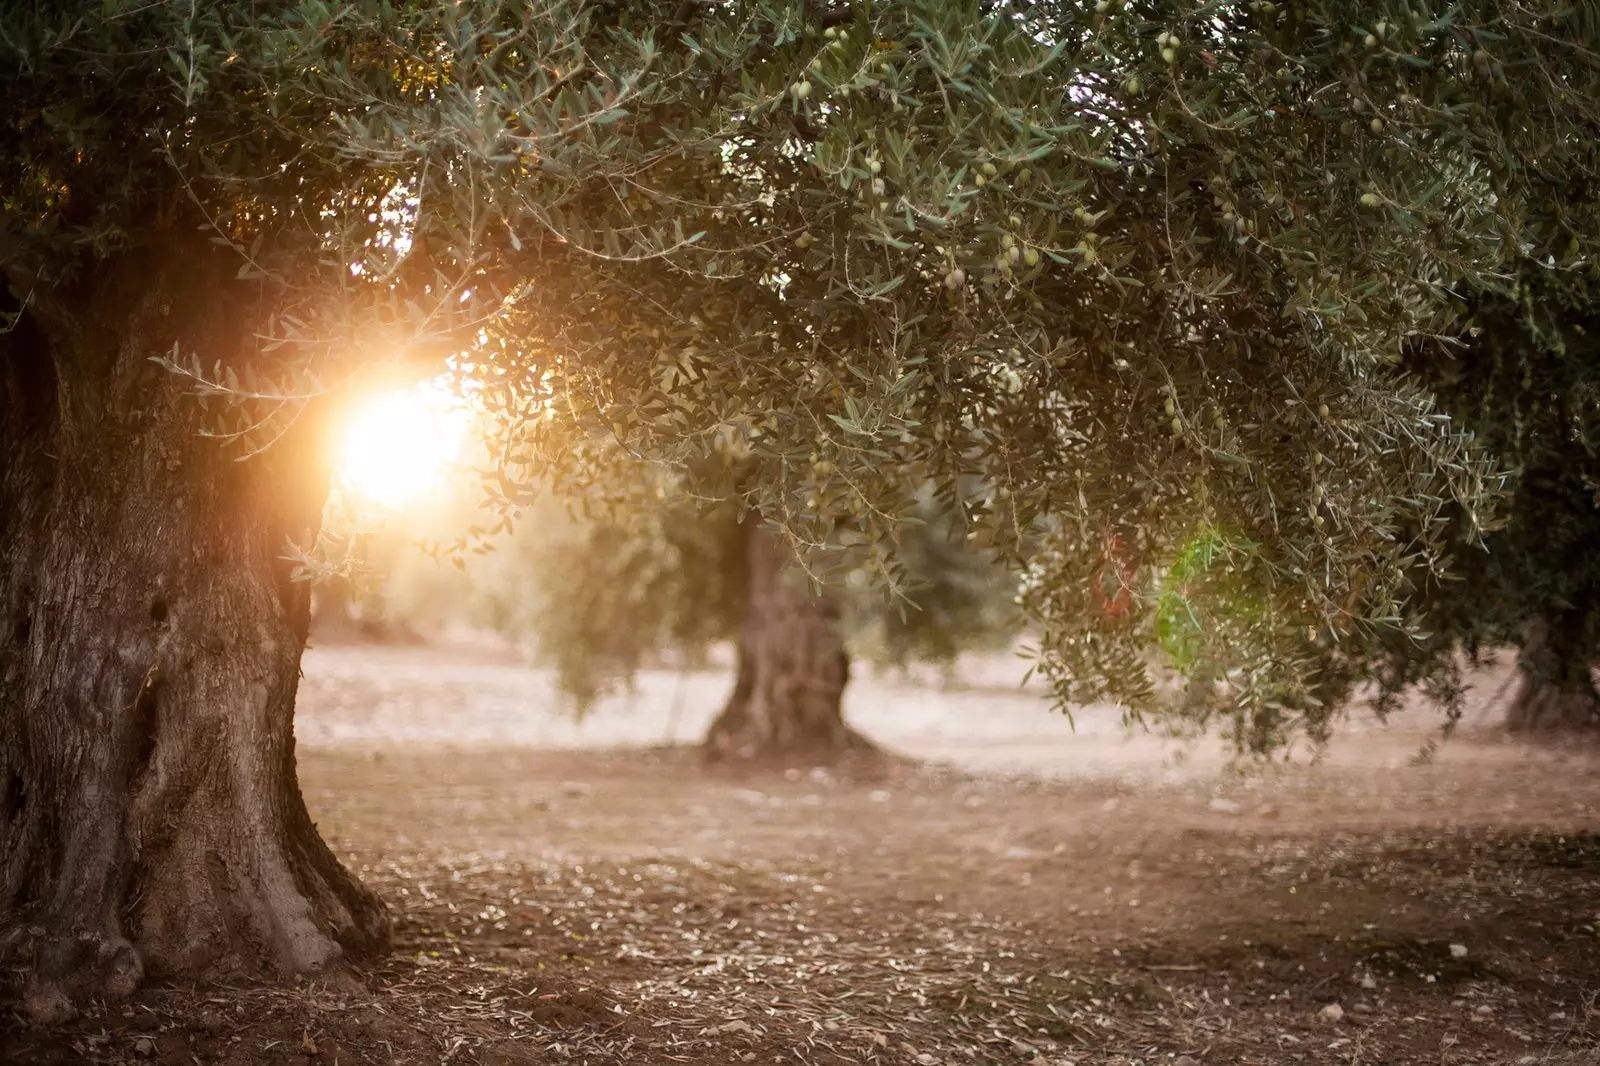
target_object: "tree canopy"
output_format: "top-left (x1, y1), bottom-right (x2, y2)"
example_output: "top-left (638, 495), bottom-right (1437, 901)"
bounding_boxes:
top-left (7, 0), bottom-right (1600, 753)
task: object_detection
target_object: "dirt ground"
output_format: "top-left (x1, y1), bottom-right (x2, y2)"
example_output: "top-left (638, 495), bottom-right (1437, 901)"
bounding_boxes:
top-left (6, 644), bottom-right (1600, 1065)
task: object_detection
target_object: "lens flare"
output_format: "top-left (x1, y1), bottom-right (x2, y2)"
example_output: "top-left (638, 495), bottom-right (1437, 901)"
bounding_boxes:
top-left (338, 385), bottom-right (471, 507)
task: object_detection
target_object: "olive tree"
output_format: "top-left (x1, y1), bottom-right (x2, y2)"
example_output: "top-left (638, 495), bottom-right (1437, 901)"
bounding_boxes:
top-left (1318, 245), bottom-right (1600, 734)
top-left (475, 476), bottom-right (1018, 759)
top-left (3, 0), bottom-right (1594, 1015)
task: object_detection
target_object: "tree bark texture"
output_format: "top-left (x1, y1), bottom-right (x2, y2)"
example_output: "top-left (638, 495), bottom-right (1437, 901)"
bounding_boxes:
top-left (1506, 612), bottom-right (1600, 731)
top-left (0, 250), bottom-right (388, 1021)
top-left (703, 520), bottom-right (870, 761)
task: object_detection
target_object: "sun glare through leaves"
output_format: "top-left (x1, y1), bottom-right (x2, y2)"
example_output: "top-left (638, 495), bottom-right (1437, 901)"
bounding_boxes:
top-left (337, 384), bottom-right (473, 508)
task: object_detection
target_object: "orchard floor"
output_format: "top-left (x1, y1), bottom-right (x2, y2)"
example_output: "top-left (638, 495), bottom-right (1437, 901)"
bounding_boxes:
top-left (8, 644), bottom-right (1600, 1066)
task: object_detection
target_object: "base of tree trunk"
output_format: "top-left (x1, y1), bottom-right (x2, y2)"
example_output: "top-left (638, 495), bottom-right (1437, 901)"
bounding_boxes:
top-left (1505, 615), bottom-right (1600, 733)
top-left (702, 521), bottom-right (875, 765)
top-left (1504, 675), bottom-right (1600, 732)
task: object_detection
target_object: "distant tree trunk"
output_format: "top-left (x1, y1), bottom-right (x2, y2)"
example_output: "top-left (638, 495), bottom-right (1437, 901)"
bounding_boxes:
top-left (311, 580), bottom-right (363, 642)
top-left (1506, 612), bottom-right (1600, 731)
top-left (0, 252), bottom-right (388, 1022)
top-left (703, 520), bottom-right (872, 761)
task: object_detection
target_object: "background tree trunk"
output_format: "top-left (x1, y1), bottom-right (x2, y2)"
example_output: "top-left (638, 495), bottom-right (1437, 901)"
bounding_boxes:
top-left (1506, 612), bottom-right (1600, 731)
top-left (703, 520), bottom-right (872, 761)
top-left (0, 252), bottom-right (388, 1022)
top-left (311, 579), bottom-right (364, 643)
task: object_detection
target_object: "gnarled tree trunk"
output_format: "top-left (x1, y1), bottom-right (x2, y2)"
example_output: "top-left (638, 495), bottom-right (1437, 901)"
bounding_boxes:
top-left (0, 252), bottom-right (388, 1022)
top-left (703, 520), bottom-right (871, 761)
top-left (1506, 612), bottom-right (1600, 731)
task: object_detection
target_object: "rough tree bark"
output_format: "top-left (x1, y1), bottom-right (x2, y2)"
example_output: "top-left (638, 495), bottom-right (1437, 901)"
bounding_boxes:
top-left (703, 520), bottom-right (873, 761)
top-left (1506, 612), bottom-right (1600, 732)
top-left (0, 249), bottom-right (389, 1022)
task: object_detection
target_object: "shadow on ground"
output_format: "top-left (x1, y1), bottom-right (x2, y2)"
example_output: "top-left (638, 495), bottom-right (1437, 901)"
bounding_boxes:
top-left (5, 647), bottom-right (1600, 1065)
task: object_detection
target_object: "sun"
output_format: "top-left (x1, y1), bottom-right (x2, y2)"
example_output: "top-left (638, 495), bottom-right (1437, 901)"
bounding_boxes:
top-left (337, 384), bottom-right (472, 507)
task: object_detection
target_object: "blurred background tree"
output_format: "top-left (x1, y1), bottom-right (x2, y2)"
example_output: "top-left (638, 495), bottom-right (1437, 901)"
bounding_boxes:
top-left (328, 469), bottom-right (1021, 757)
top-left (1305, 239), bottom-right (1600, 736)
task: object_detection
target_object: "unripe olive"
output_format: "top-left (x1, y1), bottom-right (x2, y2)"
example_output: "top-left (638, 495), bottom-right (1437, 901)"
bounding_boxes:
top-left (792, 80), bottom-right (812, 100)
top-left (1023, 247), bottom-right (1040, 267)
top-left (1162, 47), bottom-right (1178, 65)
top-left (1170, 417), bottom-right (1184, 437)
top-left (1164, 396), bottom-right (1176, 416)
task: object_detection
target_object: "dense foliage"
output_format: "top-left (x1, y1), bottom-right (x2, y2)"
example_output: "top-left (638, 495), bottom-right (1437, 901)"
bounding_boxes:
top-left (1317, 242), bottom-right (1600, 728)
top-left (7, 0), bottom-right (1600, 751)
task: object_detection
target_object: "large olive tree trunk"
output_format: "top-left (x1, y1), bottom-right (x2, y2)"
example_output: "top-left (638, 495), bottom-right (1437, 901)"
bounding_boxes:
top-left (1506, 612), bottom-right (1600, 731)
top-left (0, 253), bottom-right (388, 1022)
top-left (703, 520), bottom-right (872, 761)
